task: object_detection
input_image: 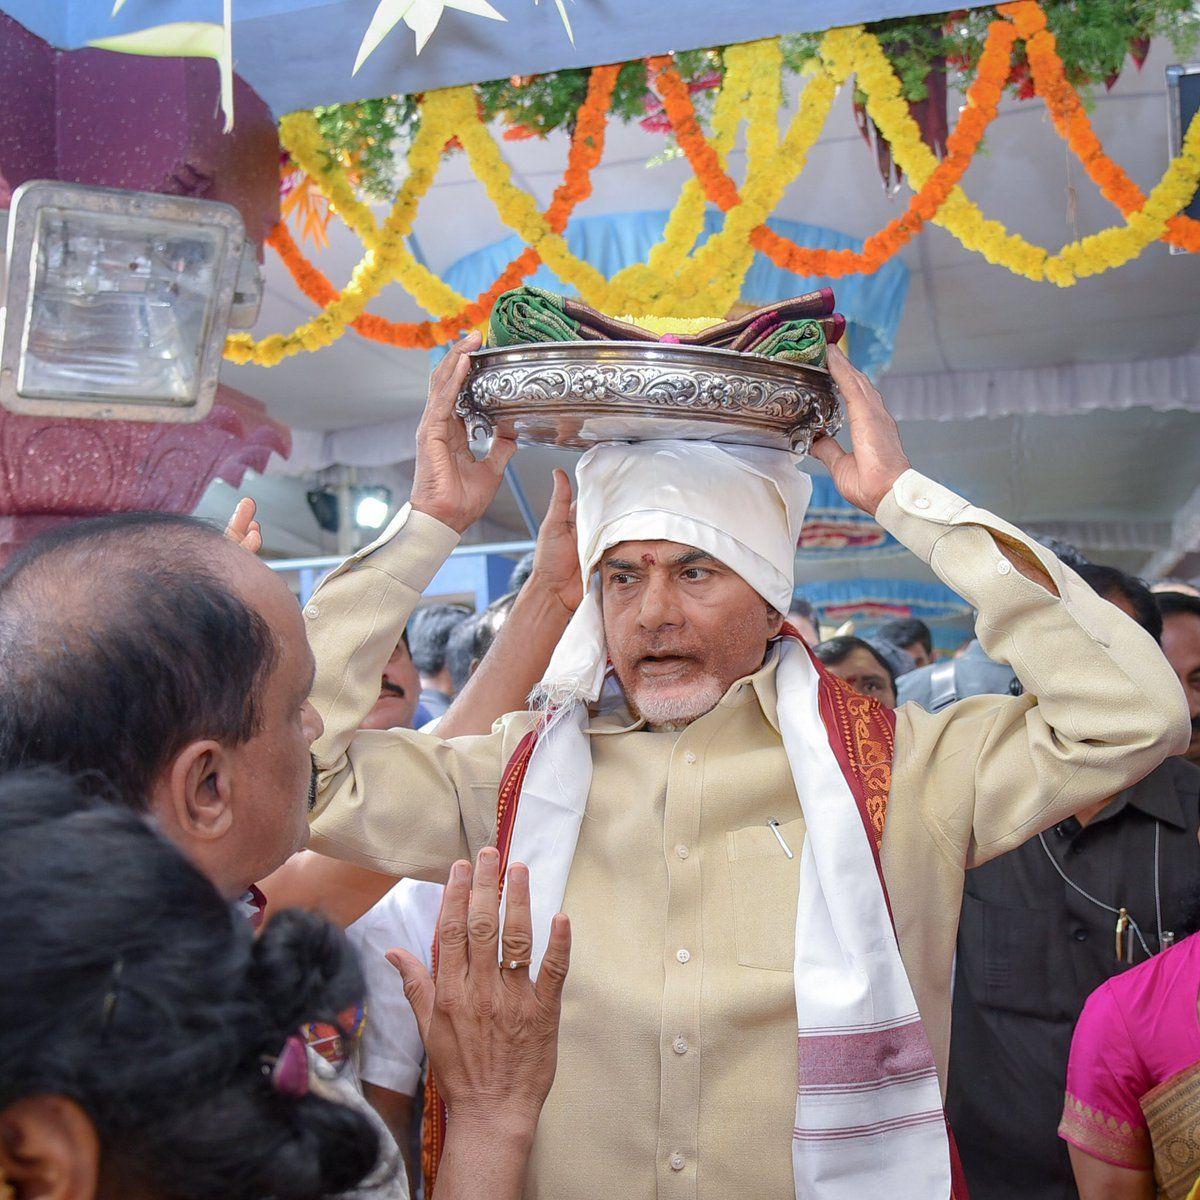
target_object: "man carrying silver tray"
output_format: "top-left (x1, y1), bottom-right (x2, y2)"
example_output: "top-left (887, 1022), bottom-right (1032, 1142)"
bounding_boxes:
top-left (302, 287), bottom-right (1189, 1200)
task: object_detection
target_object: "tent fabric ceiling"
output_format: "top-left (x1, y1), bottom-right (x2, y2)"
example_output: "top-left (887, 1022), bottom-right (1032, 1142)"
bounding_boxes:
top-left (0, 0), bottom-right (995, 116)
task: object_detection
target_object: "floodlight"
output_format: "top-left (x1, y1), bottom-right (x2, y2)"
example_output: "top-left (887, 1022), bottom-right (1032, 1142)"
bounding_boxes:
top-left (354, 488), bottom-right (392, 530)
top-left (306, 484), bottom-right (393, 534)
top-left (0, 181), bottom-right (250, 422)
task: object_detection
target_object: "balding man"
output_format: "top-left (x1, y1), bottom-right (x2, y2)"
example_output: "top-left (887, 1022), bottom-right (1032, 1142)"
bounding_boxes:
top-left (0, 508), bottom-right (572, 1200)
top-left (0, 512), bottom-right (322, 906)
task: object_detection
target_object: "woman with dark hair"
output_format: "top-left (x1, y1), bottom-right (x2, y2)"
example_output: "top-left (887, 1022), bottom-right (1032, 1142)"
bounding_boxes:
top-left (0, 769), bottom-right (569, 1200)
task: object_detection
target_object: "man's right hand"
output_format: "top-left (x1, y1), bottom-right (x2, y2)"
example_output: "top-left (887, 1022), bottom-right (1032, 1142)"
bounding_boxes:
top-left (387, 847), bottom-right (570, 1128)
top-left (410, 332), bottom-right (518, 534)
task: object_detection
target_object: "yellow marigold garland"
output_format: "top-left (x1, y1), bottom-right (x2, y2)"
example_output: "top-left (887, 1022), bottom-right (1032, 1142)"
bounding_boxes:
top-left (821, 25), bottom-right (1052, 282)
top-left (450, 87), bottom-right (621, 310)
top-left (845, 16), bottom-right (1200, 285)
top-left (663, 41), bottom-right (838, 313)
top-left (281, 102), bottom-right (470, 317)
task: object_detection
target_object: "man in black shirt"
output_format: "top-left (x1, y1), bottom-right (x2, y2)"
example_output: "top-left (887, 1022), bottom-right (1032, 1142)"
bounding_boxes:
top-left (944, 565), bottom-right (1200, 1200)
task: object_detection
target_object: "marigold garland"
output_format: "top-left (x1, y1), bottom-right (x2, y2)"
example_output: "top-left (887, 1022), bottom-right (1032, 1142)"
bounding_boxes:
top-left (235, 65), bottom-right (618, 356)
top-left (657, 18), bottom-right (1016, 278)
top-left (608, 45), bottom-right (748, 310)
top-left (1002, 0), bottom-right (1200, 255)
top-left (227, 2), bottom-right (1200, 365)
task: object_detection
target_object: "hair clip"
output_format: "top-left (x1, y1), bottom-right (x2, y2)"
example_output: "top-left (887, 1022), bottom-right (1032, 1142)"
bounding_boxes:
top-left (263, 1034), bottom-right (310, 1098)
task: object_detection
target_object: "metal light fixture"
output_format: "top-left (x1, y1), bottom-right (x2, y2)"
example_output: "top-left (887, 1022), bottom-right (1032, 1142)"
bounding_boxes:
top-left (306, 484), bottom-right (393, 534)
top-left (0, 180), bottom-right (259, 422)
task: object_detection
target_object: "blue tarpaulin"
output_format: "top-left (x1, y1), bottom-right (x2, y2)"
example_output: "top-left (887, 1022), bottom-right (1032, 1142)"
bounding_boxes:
top-left (0, 0), bottom-right (993, 116)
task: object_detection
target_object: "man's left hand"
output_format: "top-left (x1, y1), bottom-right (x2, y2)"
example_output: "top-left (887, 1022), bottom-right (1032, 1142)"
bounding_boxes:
top-left (529, 469), bottom-right (582, 616)
top-left (811, 345), bottom-right (911, 517)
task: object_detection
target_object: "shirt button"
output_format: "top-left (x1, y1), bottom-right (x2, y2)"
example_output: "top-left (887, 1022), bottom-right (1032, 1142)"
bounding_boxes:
top-left (1073, 928), bottom-right (1089, 942)
top-left (684, 751), bottom-right (697, 764)
top-left (914, 496), bottom-right (931, 510)
top-left (676, 948), bottom-right (691, 964)
top-left (675, 843), bottom-right (690, 860)
top-left (669, 1153), bottom-right (685, 1171)
top-left (673, 1036), bottom-right (689, 1055)
top-left (996, 559), bottom-right (1013, 575)
top-left (304, 604), bottom-right (319, 618)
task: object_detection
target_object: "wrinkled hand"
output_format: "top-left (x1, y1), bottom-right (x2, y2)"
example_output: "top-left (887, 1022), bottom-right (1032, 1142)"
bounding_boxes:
top-left (529, 469), bottom-right (582, 615)
top-left (410, 333), bottom-right (518, 534)
top-left (388, 847), bottom-right (570, 1125)
top-left (224, 497), bottom-right (262, 554)
top-left (810, 345), bottom-right (911, 516)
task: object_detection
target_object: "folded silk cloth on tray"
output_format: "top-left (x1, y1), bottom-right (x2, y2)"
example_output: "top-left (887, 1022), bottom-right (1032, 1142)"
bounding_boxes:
top-left (487, 285), bottom-right (845, 368)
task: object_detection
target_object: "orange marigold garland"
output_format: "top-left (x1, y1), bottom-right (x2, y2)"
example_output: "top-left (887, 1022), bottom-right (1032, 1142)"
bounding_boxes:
top-left (1002, 1), bottom-right (1200, 254)
top-left (269, 63), bottom-right (619, 349)
top-left (652, 14), bottom-right (1017, 277)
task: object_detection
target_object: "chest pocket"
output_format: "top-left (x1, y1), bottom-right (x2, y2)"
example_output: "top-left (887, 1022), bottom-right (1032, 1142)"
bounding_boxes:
top-left (957, 891), bottom-right (1085, 1022)
top-left (725, 816), bottom-right (806, 973)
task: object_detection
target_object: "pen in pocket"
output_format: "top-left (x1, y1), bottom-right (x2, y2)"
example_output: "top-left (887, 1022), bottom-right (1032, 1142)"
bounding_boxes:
top-left (767, 818), bottom-right (794, 859)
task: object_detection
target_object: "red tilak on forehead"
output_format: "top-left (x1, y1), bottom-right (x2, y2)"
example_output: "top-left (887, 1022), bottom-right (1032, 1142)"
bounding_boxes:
top-left (641, 553), bottom-right (657, 566)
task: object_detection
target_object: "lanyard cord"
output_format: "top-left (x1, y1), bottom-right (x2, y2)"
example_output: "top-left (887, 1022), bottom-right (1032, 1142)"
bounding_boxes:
top-left (1153, 820), bottom-right (1164, 943)
top-left (1037, 821), bottom-right (1164, 958)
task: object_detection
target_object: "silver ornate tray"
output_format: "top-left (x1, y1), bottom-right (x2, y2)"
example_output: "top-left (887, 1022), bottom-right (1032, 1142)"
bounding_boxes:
top-left (456, 341), bottom-right (842, 453)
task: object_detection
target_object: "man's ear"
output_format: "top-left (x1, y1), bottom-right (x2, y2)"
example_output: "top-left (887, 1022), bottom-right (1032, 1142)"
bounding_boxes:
top-left (767, 606), bottom-right (786, 638)
top-left (0, 1095), bottom-right (100, 1200)
top-left (156, 740), bottom-right (234, 844)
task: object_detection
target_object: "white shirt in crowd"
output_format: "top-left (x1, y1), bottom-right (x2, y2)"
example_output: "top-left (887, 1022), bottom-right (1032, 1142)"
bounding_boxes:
top-left (348, 878), bottom-right (445, 1096)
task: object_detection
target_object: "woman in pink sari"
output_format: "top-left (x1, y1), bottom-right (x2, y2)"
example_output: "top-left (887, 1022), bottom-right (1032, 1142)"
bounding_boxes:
top-left (1060, 906), bottom-right (1200, 1200)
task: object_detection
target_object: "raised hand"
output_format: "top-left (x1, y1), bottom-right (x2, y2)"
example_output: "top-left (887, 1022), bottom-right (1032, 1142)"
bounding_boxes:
top-left (387, 847), bottom-right (570, 1125)
top-left (224, 497), bottom-right (262, 554)
top-left (410, 332), bottom-right (518, 534)
top-left (810, 345), bottom-right (912, 516)
top-left (529, 468), bottom-right (582, 616)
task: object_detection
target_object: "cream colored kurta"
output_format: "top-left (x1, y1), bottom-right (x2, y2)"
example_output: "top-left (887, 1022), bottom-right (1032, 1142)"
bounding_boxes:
top-left (304, 470), bottom-right (1189, 1200)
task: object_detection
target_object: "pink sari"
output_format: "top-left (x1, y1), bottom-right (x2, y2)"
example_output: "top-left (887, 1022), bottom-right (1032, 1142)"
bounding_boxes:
top-left (1060, 932), bottom-right (1200, 1199)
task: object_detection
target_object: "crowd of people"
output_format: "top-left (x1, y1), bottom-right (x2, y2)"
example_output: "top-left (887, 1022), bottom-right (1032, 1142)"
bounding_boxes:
top-left (0, 335), bottom-right (1197, 1200)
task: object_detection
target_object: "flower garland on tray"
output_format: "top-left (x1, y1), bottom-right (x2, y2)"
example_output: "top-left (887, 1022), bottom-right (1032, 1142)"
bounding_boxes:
top-left (227, 1), bottom-right (1200, 365)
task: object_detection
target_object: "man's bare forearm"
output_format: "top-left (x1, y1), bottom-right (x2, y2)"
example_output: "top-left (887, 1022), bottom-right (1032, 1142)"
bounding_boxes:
top-left (438, 579), bottom-right (574, 738)
top-left (433, 1108), bottom-right (538, 1200)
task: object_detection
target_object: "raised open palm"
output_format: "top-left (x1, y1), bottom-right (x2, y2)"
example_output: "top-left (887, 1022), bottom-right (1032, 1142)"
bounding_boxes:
top-left (531, 468), bottom-right (582, 615)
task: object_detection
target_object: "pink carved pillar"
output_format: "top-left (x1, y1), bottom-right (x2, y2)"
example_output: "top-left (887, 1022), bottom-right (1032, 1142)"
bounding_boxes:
top-left (0, 386), bottom-right (291, 562)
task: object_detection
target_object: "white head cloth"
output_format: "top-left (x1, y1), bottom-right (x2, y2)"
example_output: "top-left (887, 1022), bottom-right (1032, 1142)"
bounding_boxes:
top-left (537, 440), bottom-right (812, 707)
